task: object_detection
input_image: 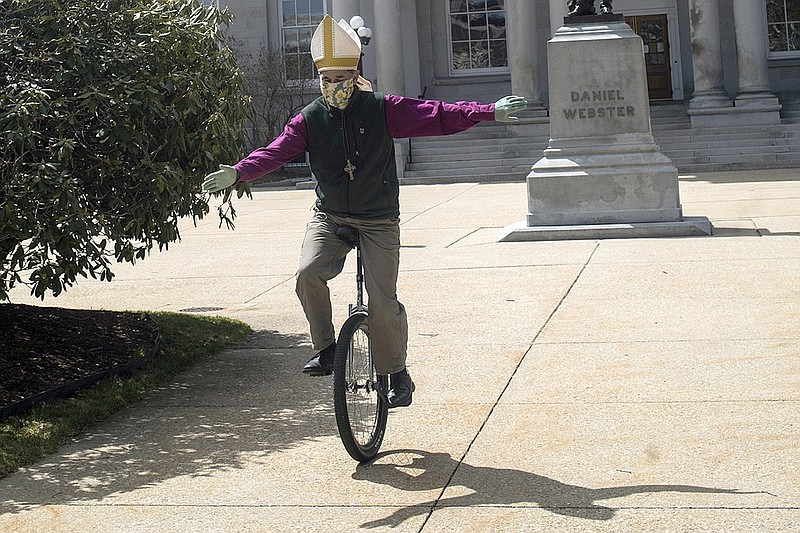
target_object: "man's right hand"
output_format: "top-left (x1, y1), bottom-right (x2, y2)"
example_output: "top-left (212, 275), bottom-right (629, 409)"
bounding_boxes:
top-left (494, 95), bottom-right (528, 122)
top-left (202, 165), bottom-right (238, 193)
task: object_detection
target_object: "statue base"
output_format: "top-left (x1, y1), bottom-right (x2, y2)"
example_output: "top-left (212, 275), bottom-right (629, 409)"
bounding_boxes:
top-left (498, 217), bottom-right (712, 242)
top-left (500, 20), bottom-right (710, 242)
top-left (564, 14), bottom-right (624, 24)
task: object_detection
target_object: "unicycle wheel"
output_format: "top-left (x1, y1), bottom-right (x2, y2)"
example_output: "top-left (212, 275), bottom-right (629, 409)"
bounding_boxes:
top-left (333, 312), bottom-right (388, 462)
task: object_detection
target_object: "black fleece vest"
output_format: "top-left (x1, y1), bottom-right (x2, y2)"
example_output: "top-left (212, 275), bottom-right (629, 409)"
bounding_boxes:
top-left (301, 90), bottom-right (399, 219)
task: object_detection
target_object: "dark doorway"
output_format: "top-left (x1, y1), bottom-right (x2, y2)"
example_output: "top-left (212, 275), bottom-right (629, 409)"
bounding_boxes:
top-left (625, 14), bottom-right (673, 100)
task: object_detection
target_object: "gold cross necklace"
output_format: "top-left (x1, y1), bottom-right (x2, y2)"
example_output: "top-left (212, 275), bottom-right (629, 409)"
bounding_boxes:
top-left (344, 160), bottom-right (356, 180)
top-left (341, 115), bottom-right (357, 180)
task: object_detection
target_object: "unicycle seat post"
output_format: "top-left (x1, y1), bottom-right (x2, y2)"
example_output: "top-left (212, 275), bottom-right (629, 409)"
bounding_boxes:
top-left (335, 225), bottom-right (366, 313)
top-left (353, 238), bottom-right (365, 312)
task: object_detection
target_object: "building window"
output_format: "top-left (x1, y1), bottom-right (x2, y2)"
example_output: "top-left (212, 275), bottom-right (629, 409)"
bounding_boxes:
top-left (767, 0), bottom-right (800, 57)
top-left (448, 0), bottom-right (508, 73)
top-left (281, 0), bottom-right (326, 79)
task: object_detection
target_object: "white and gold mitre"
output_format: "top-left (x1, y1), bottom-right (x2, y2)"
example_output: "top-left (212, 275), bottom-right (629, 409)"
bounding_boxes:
top-left (310, 14), bottom-right (361, 72)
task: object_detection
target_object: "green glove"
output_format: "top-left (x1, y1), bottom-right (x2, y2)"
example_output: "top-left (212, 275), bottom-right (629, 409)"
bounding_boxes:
top-left (202, 164), bottom-right (238, 193)
top-left (494, 95), bottom-right (528, 122)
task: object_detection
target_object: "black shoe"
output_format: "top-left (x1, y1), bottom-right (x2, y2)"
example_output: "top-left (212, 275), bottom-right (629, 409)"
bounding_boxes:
top-left (302, 342), bottom-right (335, 376)
top-left (387, 369), bottom-right (415, 409)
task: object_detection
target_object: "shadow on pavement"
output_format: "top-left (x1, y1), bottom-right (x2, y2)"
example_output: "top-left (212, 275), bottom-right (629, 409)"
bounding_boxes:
top-left (679, 172), bottom-right (800, 184)
top-left (711, 227), bottom-right (800, 237)
top-left (353, 449), bottom-right (757, 528)
top-left (0, 329), bottom-right (335, 515)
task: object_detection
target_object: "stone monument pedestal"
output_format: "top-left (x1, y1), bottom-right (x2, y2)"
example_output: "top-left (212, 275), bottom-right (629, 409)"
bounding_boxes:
top-left (500, 20), bottom-right (711, 241)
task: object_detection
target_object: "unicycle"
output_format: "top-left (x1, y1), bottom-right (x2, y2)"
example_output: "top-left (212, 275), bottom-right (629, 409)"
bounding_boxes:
top-left (332, 225), bottom-right (389, 462)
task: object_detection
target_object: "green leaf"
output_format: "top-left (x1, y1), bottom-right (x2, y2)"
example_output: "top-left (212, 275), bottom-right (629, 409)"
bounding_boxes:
top-left (0, 0), bottom-right (248, 301)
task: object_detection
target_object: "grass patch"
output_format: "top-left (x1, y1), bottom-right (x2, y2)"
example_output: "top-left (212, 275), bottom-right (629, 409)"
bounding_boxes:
top-left (0, 311), bottom-right (251, 479)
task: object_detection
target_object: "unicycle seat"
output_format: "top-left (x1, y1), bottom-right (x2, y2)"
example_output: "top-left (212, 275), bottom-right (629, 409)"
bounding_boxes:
top-left (335, 225), bottom-right (359, 247)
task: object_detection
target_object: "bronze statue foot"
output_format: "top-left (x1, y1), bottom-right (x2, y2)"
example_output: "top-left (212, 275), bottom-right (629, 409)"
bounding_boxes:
top-left (568, 5), bottom-right (596, 16)
top-left (567, 0), bottom-right (596, 16)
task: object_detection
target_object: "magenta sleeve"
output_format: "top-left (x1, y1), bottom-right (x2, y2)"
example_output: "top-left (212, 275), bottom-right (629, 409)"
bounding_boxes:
top-left (383, 94), bottom-right (496, 139)
top-left (233, 113), bottom-right (308, 183)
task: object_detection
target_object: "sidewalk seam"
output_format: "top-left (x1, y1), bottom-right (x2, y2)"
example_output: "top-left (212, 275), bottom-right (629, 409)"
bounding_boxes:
top-left (244, 275), bottom-right (296, 304)
top-left (399, 184), bottom-right (480, 228)
top-left (417, 241), bottom-right (601, 532)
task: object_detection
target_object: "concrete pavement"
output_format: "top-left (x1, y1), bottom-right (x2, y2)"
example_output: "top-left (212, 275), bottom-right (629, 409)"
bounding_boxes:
top-left (1, 168), bottom-right (799, 532)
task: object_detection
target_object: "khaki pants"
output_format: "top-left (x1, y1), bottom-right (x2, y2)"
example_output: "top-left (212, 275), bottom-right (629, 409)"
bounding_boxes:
top-left (296, 210), bottom-right (408, 375)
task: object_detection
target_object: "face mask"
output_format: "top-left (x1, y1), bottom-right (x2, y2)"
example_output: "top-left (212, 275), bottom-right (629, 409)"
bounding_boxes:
top-left (320, 77), bottom-right (355, 109)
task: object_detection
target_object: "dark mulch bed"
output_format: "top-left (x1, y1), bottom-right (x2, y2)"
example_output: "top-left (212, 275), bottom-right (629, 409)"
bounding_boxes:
top-left (0, 303), bottom-right (159, 409)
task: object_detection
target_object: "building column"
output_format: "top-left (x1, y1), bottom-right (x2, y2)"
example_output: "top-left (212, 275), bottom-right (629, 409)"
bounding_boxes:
top-left (732, 0), bottom-right (779, 107)
top-left (548, 0), bottom-right (568, 37)
top-left (373, 0), bottom-right (405, 95)
top-left (332, 0), bottom-right (360, 22)
top-left (372, 0), bottom-right (407, 172)
top-left (506, 0), bottom-right (545, 114)
top-left (687, 0), bottom-right (780, 126)
top-left (688, 0), bottom-right (731, 109)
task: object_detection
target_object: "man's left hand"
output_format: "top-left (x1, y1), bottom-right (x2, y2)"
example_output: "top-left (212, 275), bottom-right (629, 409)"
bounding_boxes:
top-left (494, 95), bottom-right (528, 122)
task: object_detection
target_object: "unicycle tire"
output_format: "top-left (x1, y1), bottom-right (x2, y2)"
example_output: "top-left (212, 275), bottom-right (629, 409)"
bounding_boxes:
top-left (333, 311), bottom-right (388, 462)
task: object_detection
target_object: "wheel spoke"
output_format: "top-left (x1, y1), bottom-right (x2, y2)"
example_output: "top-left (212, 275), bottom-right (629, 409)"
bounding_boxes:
top-left (333, 313), bottom-right (388, 462)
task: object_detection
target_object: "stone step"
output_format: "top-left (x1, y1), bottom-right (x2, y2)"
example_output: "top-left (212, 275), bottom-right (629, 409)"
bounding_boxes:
top-left (407, 140), bottom-right (799, 173)
top-left (410, 141), bottom-right (542, 155)
top-left (671, 153), bottom-right (800, 173)
top-left (410, 136), bottom-right (799, 159)
top-left (658, 136), bottom-right (800, 150)
top-left (409, 130), bottom-right (795, 155)
top-left (407, 156), bottom-right (538, 172)
top-left (401, 99), bottom-right (800, 182)
top-left (651, 117), bottom-right (692, 127)
top-left (411, 133), bottom-right (547, 146)
top-left (400, 171), bottom-right (523, 185)
top-left (664, 146), bottom-right (796, 161)
top-left (410, 140), bottom-right (547, 157)
top-left (655, 128), bottom-right (800, 142)
top-left (405, 163), bottom-right (529, 175)
top-left (404, 157), bottom-right (800, 182)
top-left (410, 150), bottom-right (545, 164)
top-left (649, 109), bottom-right (690, 119)
top-left (657, 121), bottom-right (800, 134)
